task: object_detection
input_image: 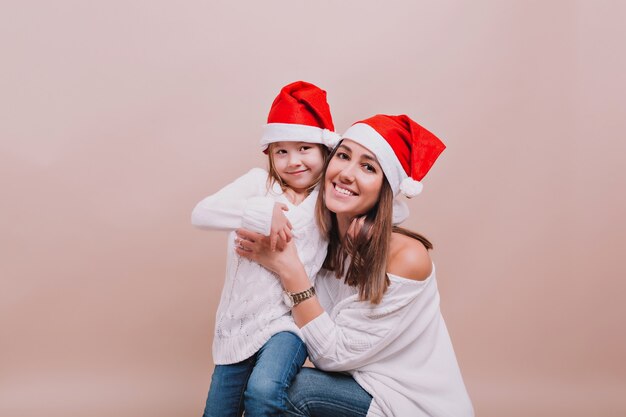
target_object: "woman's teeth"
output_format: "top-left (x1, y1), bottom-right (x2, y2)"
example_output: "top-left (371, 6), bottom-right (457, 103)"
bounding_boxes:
top-left (335, 184), bottom-right (355, 196)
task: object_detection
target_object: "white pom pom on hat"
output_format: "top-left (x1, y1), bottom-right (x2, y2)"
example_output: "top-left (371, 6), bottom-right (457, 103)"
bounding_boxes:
top-left (321, 128), bottom-right (342, 148)
top-left (399, 177), bottom-right (424, 198)
top-left (341, 114), bottom-right (445, 198)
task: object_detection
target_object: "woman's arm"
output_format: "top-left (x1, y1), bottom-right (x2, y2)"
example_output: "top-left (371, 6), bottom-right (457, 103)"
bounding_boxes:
top-left (299, 271), bottom-right (436, 373)
top-left (236, 228), bottom-right (437, 372)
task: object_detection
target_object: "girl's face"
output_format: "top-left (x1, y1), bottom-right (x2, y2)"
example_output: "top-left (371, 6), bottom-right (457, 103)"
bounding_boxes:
top-left (270, 141), bottom-right (325, 192)
top-left (324, 139), bottom-right (384, 219)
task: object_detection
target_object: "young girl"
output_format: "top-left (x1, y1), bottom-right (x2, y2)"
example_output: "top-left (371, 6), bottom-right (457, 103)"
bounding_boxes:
top-left (191, 81), bottom-right (340, 417)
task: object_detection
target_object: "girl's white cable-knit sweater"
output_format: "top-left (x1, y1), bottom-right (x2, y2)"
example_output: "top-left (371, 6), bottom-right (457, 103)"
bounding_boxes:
top-left (191, 168), bottom-right (328, 365)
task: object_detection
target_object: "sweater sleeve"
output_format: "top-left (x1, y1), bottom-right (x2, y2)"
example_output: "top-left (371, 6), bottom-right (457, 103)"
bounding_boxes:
top-left (301, 277), bottom-right (437, 372)
top-left (190, 168), bottom-right (276, 235)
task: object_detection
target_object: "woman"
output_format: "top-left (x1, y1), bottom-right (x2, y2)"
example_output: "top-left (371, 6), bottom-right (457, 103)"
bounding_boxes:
top-left (235, 115), bottom-right (474, 416)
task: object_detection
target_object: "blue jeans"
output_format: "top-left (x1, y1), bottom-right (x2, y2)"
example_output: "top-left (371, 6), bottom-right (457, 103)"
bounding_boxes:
top-left (284, 368), bottom-right (372, 417)
top-left (202, 331), bottom-right (308, 417)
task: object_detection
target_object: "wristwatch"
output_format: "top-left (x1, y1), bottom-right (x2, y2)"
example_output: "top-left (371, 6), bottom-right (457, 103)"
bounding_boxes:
top-left (282, 286), bottom-right (316, 308)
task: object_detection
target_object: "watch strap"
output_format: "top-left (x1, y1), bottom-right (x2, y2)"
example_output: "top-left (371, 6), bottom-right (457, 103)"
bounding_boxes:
top-left (287, 286), bottom-right (316, 306)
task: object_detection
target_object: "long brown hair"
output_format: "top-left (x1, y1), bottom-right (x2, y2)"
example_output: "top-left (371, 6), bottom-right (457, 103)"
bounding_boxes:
top-left (266, 143), bottom-right (330, 194)
top-left (316, 145), bottom-right (433, 304)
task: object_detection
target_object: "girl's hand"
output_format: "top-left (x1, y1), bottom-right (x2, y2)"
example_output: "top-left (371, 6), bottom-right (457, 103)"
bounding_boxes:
top-left (270, 203), bottom-right (293, 252)
top-left (235, 228), bottom-right (300, 277)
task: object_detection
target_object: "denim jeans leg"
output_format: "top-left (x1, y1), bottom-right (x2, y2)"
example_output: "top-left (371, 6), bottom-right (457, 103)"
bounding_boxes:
top-left (203, 358), bottom-right (256, 417)
top-left (284, 367), bottom-right (372, 417)
top-left (244, 332), bottom-right (308, 417)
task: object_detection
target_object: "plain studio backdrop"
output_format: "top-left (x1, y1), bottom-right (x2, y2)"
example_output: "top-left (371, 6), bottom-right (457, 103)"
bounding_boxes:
top-left (1, 1), bottom-right (625, 416)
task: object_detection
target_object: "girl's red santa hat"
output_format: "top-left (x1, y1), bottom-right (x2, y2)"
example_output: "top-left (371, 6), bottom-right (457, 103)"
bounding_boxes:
top-left (260, 81), bottom-right (341, 151)
top-left (341, 114), bottom-right (446, 198)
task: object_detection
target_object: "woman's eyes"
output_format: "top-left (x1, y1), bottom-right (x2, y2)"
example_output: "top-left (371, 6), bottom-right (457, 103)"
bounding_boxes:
top-left (335, 152), bottom-right (376, 173)
top-left (363, 164), bottom-right (376, 173)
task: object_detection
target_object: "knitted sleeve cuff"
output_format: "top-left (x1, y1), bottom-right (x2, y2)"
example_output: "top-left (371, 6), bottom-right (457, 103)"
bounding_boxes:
top-left (241, 197), bottom-right (275, 236)
top-left (300, 312), bottom-right (335, 360)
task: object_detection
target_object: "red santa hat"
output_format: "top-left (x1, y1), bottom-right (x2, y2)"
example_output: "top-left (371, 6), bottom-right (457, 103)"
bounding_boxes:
top-left (260, 81), bottom-right (341, 151)
top-left (341, 114), bottom-right (446, 197)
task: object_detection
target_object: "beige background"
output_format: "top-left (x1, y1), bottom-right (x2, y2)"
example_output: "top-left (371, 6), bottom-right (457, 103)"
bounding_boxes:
top-left (2, 1), bottom-right (625, 416)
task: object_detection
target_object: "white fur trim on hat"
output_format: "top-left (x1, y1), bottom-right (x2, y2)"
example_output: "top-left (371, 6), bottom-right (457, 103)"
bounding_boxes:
top-left (261, 123), bottom-right (339, 150)
top-left (341, 123), bottom-right (408, 196)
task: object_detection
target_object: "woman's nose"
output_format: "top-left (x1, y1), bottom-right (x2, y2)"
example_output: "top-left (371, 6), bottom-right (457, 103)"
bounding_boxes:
top-left (338, 163), bottom-right (356, 183)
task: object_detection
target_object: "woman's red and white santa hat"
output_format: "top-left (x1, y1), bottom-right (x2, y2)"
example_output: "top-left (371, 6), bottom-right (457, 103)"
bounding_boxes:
top-left (341, 114), bottom-right (446, 197)
top-left (260, 81), bottom-right (341, 151)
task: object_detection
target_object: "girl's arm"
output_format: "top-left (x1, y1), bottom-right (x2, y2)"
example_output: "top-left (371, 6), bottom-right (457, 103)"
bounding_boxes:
top-left (191, 168), bottom-right (276, 235)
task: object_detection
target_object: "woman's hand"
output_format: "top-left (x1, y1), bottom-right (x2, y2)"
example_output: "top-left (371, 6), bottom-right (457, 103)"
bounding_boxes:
top-left (270, 203), bottom-right (293, 252)
top-left (235, 228), bottom-right (300, 277)
top-left (347, 216), bottom-right (367, 239)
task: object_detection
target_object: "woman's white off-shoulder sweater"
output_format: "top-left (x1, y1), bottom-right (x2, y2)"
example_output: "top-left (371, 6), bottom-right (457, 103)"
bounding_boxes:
top-left (302, 267), bottom-right (474, 417)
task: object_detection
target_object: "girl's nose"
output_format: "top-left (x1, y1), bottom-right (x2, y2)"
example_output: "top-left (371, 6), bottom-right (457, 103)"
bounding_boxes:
top-left (288, 153), bottom-right (302, 166)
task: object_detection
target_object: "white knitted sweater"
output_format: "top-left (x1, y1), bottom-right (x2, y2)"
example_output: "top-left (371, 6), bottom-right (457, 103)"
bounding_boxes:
top-left (302, 266), bottom-right (474, 417)
top-left (191, 168), bottom-right (328, 364)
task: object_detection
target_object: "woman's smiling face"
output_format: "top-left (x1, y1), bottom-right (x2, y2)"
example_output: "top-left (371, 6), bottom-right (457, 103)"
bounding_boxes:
top-left (324, 139), bottom-right (384, 219)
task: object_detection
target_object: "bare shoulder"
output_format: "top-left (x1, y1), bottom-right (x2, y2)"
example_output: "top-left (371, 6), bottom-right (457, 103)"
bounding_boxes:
top-left (387, 232), bottom-right (433, 281)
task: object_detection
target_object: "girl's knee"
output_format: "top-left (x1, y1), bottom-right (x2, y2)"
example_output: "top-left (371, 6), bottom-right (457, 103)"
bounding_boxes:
top-left (246, 375), bottom-right (284, 400)
top-left (243, 375), bottom-right (287, 414)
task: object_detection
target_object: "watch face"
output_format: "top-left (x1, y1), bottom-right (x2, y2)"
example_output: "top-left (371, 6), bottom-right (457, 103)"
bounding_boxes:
top-left (282, 291), bottom-right (294, 308)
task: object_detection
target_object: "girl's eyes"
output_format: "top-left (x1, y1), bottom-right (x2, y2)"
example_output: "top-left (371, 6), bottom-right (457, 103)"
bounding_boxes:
top-left (336, 152), bottom-right (349, 160)
top-left (275, 146), bottom-right (312, 154)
